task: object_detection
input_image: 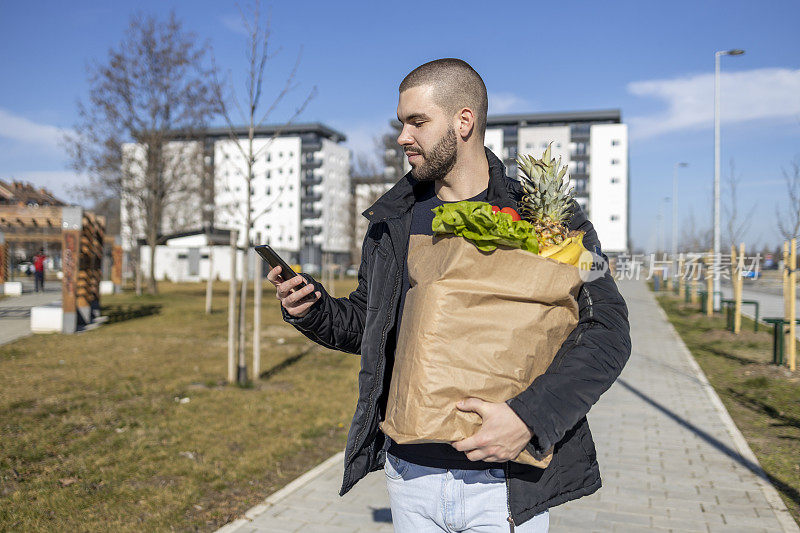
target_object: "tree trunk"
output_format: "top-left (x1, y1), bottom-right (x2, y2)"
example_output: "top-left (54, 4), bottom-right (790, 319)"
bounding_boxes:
top-left (147, 227), bottom-right (158, 294)
top-left (253, 248), bottom-right (262, 379)
top-left (228, 231), bottom-right (238, 383)
top-left (237, 244), bottom-right (248, 385)
top-left (134, 247), bottom-right (143, 296)
top-left (205, 246), bottom-right (213, 314)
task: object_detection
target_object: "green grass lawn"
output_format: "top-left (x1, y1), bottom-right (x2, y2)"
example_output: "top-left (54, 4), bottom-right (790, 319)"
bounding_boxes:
top-left (656, 292), bottom-right (800, 524)
top-left (0, 280), bottom-right (362, 532)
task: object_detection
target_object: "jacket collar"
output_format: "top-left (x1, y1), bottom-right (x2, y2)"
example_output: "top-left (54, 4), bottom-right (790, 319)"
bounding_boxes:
top-left (362, 147), bottom-right (519, 223)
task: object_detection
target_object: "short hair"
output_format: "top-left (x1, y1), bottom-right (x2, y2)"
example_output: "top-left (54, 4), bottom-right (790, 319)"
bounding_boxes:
top-left (399, 58), bottom-right (488, 139)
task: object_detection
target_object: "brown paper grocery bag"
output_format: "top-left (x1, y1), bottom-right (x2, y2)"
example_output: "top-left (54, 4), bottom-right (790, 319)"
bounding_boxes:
top-left (380, 234), bottom-right (583, 468)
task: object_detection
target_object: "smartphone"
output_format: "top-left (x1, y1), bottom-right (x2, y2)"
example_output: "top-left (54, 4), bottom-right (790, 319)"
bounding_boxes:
top-left (254, 245), bottom-right (307, 290)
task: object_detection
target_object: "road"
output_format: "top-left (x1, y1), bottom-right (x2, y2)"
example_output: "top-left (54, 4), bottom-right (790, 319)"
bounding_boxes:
top-left (0, 280), bottom-right (61, 345)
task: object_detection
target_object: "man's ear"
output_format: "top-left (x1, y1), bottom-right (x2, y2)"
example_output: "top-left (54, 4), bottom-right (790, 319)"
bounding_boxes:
top-left (457, 107), bottom-right (475, 139)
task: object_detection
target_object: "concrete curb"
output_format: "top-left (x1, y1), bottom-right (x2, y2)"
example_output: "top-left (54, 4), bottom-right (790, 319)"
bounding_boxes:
top-left (215, 451), bottom-right (345, 533)
top-left (653, 297), bottom-right (800, 532)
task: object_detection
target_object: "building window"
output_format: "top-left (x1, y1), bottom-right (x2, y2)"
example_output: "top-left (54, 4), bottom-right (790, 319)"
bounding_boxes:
top-left (610, 214), bottom-right (619, 221)
top-left (610, 177), bottom-right (620, 184)
top-left (267, 153), bottom-right (271, 162)
top-left (611, 159), bottom-right (620, 165)
top-left (611, 139), bottom-right (620, 146)
top-left (279, 152), bottom-right (283, 158)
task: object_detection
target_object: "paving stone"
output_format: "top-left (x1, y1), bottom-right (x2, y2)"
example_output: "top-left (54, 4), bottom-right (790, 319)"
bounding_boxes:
top-left (215, 280), bottom-right (798, 533)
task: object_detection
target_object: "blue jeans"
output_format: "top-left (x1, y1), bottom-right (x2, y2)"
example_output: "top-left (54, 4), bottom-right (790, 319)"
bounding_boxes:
top-left (384, 452), bottom-right (549, 532)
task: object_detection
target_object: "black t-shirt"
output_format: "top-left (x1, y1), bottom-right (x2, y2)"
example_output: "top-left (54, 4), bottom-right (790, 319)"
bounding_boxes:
top-left (386, 182), bottom-right (502, 470)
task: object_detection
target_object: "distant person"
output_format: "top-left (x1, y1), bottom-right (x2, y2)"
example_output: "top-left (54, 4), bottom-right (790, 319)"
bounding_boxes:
top-left (33, 249), bottom-right (46, 292)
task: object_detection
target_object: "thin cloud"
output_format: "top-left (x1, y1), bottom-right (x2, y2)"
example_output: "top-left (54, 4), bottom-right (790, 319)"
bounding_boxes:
top-left (627, 68), bottom-right (800, 139)
top-left (0, 108), bottom-right (71, 152)
top-left (488, 92), bottom-right (530, 114)
top-left (220, 13), bottom-right (248, 36)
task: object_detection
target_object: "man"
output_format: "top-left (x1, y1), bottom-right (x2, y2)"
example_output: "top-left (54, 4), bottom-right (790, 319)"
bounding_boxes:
top-left (267, 59), bottom-right (630, 532)
top-left (33, 249), bottom-right (46, 292)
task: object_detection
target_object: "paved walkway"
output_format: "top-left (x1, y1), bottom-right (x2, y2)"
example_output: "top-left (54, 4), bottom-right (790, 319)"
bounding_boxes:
top-left (218, 279), bottom-right (799, 532)
top-left (0, 281), bottom-right (61, 345)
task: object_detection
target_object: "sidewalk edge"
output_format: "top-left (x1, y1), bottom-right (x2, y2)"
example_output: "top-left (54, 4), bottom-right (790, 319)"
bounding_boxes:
top-left (654, 300), bottom-right (800, 533)
top-left (214, 451), bottom-right (345, 533)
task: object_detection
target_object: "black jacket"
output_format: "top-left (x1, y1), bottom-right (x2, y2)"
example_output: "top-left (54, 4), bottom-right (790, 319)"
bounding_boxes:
top-left (282, 148), bottom-right (631, 526)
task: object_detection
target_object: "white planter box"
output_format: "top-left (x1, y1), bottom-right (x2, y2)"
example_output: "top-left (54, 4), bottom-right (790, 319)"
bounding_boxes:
top-left (31, 305), bottom-right (63, 333)
top-left (3, 282), bottom-right (23, 296)
top-left (100, 280), bottom-right (115, 295)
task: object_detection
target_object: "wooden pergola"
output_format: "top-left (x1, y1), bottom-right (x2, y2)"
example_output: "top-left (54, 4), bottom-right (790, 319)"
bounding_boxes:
top-left (0, 205), bottom-right (119, 333)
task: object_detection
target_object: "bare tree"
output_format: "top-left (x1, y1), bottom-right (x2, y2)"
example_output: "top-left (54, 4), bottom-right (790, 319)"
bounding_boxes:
top-left (348, 134), bottom-right (398, 266)
top-left (212, 1), bottom-right (316, 384)
top-left (778, 157), bottom-right (800, 241)
top-left (723, 158), bottom-right (757, 250)
top-left (66, 12), bottom-right (219, 294)
top-left (681, 205), bottom-right (712, 252)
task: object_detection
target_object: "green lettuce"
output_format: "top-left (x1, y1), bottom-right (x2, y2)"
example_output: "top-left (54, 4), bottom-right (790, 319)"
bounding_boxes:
top-left (431, 201), bottom-right (539, 254)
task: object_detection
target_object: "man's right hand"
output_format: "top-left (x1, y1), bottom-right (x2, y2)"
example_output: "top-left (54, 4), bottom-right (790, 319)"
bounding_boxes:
top-left (266, 266), bottom-right (322, 318)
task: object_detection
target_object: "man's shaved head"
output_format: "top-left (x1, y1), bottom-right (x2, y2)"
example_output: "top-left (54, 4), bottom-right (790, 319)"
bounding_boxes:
top-left (399, 58), bottom-right (488, 139)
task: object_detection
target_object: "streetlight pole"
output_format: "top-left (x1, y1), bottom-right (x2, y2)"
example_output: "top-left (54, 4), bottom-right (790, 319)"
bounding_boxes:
top-left (673, 162), bottom-right (688, 287)
top-left (713, 48), bottom-right (744, 311)
top-left (657, 196), bottom-right (670, 256)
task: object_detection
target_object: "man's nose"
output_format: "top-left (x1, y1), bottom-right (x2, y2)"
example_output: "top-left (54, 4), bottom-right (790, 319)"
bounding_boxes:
top-left (397, 125), bottom-right (413, 147)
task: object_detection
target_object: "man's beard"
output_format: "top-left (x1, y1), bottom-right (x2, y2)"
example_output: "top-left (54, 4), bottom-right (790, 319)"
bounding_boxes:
top-left (409, 126), bottom-right (458, 181)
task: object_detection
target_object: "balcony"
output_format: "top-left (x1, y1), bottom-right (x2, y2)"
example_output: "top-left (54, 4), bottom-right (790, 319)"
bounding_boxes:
top-left (301, 226), bottom-right (323, 237)
top-left (301, 208), bottom-right (322, 219)
top-left (302, 157), bottom-right (322, 170)
top-left (302, 191), bottom-right (322, 202)
top-left (301, 141), bottom-right (322, 152)
top-left (302, 174), bottom-right (322, 186)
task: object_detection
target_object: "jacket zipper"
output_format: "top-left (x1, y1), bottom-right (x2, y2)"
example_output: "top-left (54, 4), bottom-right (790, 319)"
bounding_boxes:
top-left (504, 462), bottom-right (515, 532)
top-left (346, 221), bottom-right (402, 466)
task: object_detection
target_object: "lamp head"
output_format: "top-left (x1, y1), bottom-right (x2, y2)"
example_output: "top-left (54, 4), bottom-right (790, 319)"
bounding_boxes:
top-left (727, 49), bottom-right (745, 56)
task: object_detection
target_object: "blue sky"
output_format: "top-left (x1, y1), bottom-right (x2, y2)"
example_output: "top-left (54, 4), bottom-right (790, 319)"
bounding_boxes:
top-left (1, 0), bottom-right (798, 252)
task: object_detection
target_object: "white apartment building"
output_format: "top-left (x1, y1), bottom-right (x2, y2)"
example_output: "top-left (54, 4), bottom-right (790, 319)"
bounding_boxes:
top-left (121, 123), bottom-right (351, 271)
top-left (485, 110), bottom-right (629, 253)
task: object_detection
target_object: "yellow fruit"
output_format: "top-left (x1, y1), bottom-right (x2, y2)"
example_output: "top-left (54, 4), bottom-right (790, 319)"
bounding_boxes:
top-left (540, 233), bottom-right (587, 267)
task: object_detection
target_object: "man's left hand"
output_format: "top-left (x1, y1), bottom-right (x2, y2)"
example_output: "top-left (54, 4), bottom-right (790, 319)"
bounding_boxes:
top-left (451, 398), bottom-right (533, 462)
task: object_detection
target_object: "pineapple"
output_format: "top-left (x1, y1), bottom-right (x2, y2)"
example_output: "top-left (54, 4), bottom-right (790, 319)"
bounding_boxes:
top-left (516, 143), bottom-right (585, 263)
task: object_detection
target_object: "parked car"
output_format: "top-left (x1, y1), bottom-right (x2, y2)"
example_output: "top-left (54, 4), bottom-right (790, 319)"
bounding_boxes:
top-left (17, 262), bottom-right (33, 275)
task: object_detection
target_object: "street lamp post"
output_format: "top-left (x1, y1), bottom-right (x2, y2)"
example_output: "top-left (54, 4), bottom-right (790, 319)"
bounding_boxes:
top-left (713, 48), bottom-right (744, 311)
top-left (657, 196), bottom-right (670, 256)
top-left (672, 162), bottom-right (688, 287)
